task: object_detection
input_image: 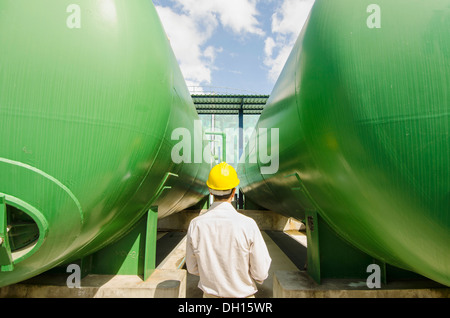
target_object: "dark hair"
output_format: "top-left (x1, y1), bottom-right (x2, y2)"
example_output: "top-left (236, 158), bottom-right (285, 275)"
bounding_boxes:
top-left (213, 190), bottom-right (234, 201)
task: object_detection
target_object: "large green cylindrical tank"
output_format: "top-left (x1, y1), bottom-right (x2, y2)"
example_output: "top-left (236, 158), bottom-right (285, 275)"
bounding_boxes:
top-left (0, 0), bottom-right (210, 287)
top-left (238, 0), bottom-right (450, 286)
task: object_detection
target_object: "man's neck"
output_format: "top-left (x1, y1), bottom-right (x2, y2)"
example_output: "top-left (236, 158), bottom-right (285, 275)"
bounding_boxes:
top-left (214, 199), bottom-right (232, 204)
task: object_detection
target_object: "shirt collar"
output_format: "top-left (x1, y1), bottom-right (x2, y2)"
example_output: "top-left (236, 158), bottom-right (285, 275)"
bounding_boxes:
top-left (210, 202), bottom-right (234, 209)
top-left (206, 201), bottom-right (236, 213)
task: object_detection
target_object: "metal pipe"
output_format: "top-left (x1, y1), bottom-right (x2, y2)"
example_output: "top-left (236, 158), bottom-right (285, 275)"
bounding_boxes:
top-left (205, 131), bottom-right (227, 163)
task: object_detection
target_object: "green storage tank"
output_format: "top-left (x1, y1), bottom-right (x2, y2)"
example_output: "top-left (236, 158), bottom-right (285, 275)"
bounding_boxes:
top-left (0, 0), bottom-right (210, 287)
top-left (238, 0), bottom-right (450, 286)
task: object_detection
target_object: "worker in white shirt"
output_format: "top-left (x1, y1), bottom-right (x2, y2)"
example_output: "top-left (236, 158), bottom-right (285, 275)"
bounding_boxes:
top-left (186, 162), bottom-right (272, 298)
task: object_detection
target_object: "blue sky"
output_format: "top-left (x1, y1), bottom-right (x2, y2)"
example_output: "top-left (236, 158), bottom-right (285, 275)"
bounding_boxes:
top-left (153, 0), bottom-right (315, 95)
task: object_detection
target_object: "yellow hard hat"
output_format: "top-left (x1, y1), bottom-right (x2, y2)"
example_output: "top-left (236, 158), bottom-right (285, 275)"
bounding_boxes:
top-left (206, 162), bottom-right (240, 191)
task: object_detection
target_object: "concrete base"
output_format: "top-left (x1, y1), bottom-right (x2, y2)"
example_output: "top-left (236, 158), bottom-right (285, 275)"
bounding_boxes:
top-left (273, 270), bottom-right (450, 298)
top-left (157, 235), bottom-right (187, 271)
top-left (249, 232), bottom-right (300, 298)
top-left (0, 269), bottom-right (186, 298)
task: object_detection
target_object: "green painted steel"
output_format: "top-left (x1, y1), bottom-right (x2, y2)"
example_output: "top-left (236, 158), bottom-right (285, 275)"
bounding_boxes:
top-left (238, 0), bottom-right (450, 286)
top-left (0, 0), bottom-right (210, 287)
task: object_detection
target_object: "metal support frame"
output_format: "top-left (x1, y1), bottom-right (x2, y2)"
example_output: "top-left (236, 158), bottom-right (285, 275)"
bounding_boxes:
top-left (238, 99), bottom-right (244, 209)
top-left (192, 94), bottom-right (268, 115)
top-left (287, 172), bottom-right (378, 284)
top-left (205, 131), bottom-right (226, 163)
top-left (76, 206), bottom-right (159, 280)
top-left (49, 173), bottom-right (177, 281)
top-left (144, 206), bottom-right (158, 281)
top-left (285, 172), bottom-right (426, 285)
top-left (238, 98), bottom-right (244, 159)
top-left (0, 195), bottom-right (13, 272)
top-left (194, 94), bottom-right (269, 209)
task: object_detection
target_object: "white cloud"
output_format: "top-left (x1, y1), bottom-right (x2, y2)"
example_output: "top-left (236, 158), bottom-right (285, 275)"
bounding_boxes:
top-left (170, 0), bottom-right (264, 36)
top-left (264, 38), bottom-right (294, 82)
top-left (155, 0), bottom-right (264, 88)
top-left (203, 46), bottom-right (223, 65)
top-left (264, 0), bottom-right (315, 83)
top-left (271, 0), bottom-right (314, 36)
top-left (156, 6), bottom-right (212, 85)
top-left (264, 37), bottom-right (276, 57)
top-left (210, 0), bottom-right (264, 36)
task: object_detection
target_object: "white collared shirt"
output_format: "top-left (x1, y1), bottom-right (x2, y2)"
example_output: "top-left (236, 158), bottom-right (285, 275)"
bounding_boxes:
top-left (186, 202), bottom-right (272, 298)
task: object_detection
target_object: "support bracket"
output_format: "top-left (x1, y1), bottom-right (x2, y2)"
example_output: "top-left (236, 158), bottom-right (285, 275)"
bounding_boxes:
top-left (0, 195), bottom-right (14, 272)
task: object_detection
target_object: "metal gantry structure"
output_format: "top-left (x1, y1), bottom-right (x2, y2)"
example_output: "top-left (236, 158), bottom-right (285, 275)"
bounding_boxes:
top-left (192, 94), bottom-right (269, 158)
top-left (192, 94), bottom-right (269, 209)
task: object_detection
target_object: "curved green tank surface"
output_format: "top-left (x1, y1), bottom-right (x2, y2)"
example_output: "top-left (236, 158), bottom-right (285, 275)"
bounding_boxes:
top-left (0, 1), bottom-right (210, 287)
top-left (238, 0), bottom-right (450, 286)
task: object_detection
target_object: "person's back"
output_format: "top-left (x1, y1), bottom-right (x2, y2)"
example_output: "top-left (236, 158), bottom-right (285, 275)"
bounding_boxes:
top-left (186, 162), bottom-right (271, 298)
top-left (186, 201), bottom-right (271, 298)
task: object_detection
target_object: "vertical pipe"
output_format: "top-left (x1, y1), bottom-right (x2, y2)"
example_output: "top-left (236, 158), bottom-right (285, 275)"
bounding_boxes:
top-left (238, 99), bottom-right (244, 209)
